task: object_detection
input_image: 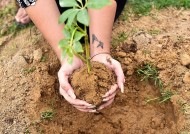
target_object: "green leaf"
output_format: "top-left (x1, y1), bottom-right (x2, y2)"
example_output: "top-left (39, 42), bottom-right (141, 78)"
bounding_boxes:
top-left (59, 9), bottom-right (79, 25)
top-left (62, 28), bottom-right (71, 39)
top-left (77, 9), bottom-right (89, 26)
top-left (66, 47), bottom-right (74, 57)
top-left (73, 41), bottom-right (84, 53)
top-left (67, 56), bottom-right (74, 64)
top-left (61, 49), bottom-right (67, 59)
top-left (87, 0), bottom-right (111, 9)
top-left (59, 0), bottom-right (79, 7)
top-left (67, 9), bottom-right (79, 26)
top-left (59, 39), bottom-right (69, 48)
top-left (59, 9), bottom-right (74, 24)
top-left (74, 31), bottom-right (85, 41)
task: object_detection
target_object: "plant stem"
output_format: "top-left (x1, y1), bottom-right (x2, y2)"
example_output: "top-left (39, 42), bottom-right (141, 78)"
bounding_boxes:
top-left (84, 26), bottom-right (91, 73)
top-left (70, 28), bottom-right (77, 46)
top-left (73, 49), bottom-right (87, 63)
top-left (84, 0), bottom-right (88, 7)
top-left (69, 27), bottom-right (87, 63)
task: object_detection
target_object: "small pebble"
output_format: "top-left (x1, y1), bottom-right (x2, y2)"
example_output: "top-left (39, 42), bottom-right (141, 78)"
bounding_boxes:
top-left (116, 52), bottom-right (127, 57)
top-left (181, 53), bottom-right (190, 66)
top-left (33, 48), bottom-right (43, 62)
top-left (183, 72), bottom-right (190, 84)
top-left (1, 88), bottom-right (5, 93)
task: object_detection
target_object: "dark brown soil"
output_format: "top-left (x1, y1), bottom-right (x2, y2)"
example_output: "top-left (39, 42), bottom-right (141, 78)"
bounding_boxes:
top-left (71, 62), bottom-right (116, 106)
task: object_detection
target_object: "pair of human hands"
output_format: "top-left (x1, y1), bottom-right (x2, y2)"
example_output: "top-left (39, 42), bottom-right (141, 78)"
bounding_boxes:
top-left (58, 54), bottom-right (125, 112)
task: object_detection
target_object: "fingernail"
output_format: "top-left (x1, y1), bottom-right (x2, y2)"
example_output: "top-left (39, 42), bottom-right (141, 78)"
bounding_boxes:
top-left (121, 84), bottom-right (124, 93)
top-left (98, 106), bottom-right (104, 110)
top-left (87, 105), bottom-right (96, 108)
top-left (102, 93), bottom-right (108, 98)
top-left (15, 17), bottom-right (20, 22)
top-left (87, 104), bottom-right (94, 107)
top-left (103, 98), bottom-right (109, 102)
top-left (89, 110), bottom-right (97, 113)
top-left (102, 95), bottom-right (106, 98)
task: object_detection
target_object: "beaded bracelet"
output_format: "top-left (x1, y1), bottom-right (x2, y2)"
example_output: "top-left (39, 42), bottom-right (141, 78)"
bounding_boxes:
top-left (90, 52), bottom-right (110, 60)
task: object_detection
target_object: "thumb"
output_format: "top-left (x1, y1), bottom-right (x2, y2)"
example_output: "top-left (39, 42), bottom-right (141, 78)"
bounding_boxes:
top-left (112, 59), bottom-right (125, 93)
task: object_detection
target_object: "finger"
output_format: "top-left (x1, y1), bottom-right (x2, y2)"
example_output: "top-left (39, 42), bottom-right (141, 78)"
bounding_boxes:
top-left (15, 11), bottom-right (24, 19)
top-left (59, 86), bottom-right (91, 106)
top-left (103, 91), bottom-right (116, 102)
top-left (98, 98), bottom-right (115, 110)
top-left (67, 88), bottom-right (76, 99)
top-left (58, 71), bottom-right (76, 99)
top-left (112, 59), bottom-right (125, 93)
top-left (20, 16), bottom-right (30, 24)
top-left (102, 84), bottom-right (118, 98)
top-left (15, 9), bottom-right (27, 22)
top-left (73, 104), bottom-right (96, 109)
top-left (76, 108), bottom-right (97, 113)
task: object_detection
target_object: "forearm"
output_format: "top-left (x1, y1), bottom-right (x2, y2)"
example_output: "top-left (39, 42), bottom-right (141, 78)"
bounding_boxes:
top-left (24, 0), bottom-right (64, 62)
top-left (89, 0), bottom-right (117, 57)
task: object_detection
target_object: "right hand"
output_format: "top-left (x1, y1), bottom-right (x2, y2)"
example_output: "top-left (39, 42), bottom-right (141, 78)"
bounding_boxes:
top-left (58, 56), bottom-right (96, 112)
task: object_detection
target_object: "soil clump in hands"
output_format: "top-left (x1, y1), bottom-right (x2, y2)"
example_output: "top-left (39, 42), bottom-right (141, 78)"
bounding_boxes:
top-left (71, 62), bottom-right (116, 106)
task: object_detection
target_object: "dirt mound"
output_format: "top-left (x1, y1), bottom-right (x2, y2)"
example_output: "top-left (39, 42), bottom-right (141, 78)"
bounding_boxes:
top-left (1, 6), bottom-right (190, 134)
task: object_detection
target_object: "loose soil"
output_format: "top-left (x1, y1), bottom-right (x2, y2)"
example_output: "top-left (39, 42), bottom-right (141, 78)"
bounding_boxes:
top-left (71, 62), bottom-right (116, 106)
top-left (0, 1), bottom-right (190, 134)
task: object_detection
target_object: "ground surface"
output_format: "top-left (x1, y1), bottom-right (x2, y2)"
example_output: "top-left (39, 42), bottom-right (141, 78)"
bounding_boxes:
top-left (0, 1), bottom-right (190, 134)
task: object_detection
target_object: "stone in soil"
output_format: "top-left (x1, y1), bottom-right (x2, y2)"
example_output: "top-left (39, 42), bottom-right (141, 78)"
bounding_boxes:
top-left (33, 48), bottom-right (43, 62)
top-left (71, 62), bottom-right (116, 106)
top-left (180, 53), bottom-right (190, 66)
top-left (183, 72), bottom-right (190, 84)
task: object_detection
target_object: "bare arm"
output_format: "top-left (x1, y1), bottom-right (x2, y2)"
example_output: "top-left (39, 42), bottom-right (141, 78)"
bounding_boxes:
top-left (24, 0), bottom-right (94, 112)
top-left (25, 0), bottom-right (63, 61)
top-left (89, 0), bottom-right (125, 110)
top-left (89, 0), bottom-right (117, 57)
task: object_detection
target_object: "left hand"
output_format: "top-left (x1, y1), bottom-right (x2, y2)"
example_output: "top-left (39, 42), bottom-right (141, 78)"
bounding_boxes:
top-left (91, 53), bottom-right (125, 110)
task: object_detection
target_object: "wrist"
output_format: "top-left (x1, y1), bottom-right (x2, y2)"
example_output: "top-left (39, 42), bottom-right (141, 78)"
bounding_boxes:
top-left (91, 52), bottom-right (111, 60)
top-left (91, 53), bottom-right (112, 61)
top-left (90, 43), bottom-right (110, 58)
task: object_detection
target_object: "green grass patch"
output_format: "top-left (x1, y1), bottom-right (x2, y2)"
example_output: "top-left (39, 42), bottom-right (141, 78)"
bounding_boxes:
top-left (41, 110), bottom-right (55, 120)
top-left (128, 0), bottom-right (190, 16)
top-left (137, 63), bottom-right (174, 103)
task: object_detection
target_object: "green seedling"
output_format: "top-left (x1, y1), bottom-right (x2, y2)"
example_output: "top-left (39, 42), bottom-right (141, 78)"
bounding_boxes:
top-left (137, 63), bottom-right (173, 103)
top-left (145, 90), bottom-right (173, 103)
top-left (40, 56), bottom-right (46, 62)
top-left (23, 66), bottom-right (36, 74)
top-left (24, 128), bottom-right (31, 134)
top-left (159, 90), bottom-right (174, 103)
top-left (41, 110), bottom-right (55, 120)
top-left (112, 29), bottom-right (135, 47)
top-left (117, 31), bottom-right (128, 41)
top-left (181, 103), bottom-right (190, 114)
top-left (58, 0), bottom-right (111, 73)
top-left (137, 63), bottom-right (163, 89)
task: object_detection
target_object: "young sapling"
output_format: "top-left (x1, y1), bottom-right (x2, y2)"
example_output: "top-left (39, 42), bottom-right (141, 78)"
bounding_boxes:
top-left (58, 0), bottom-right (116, 106)
top-left (58, 0), bottom-right (111, 73)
